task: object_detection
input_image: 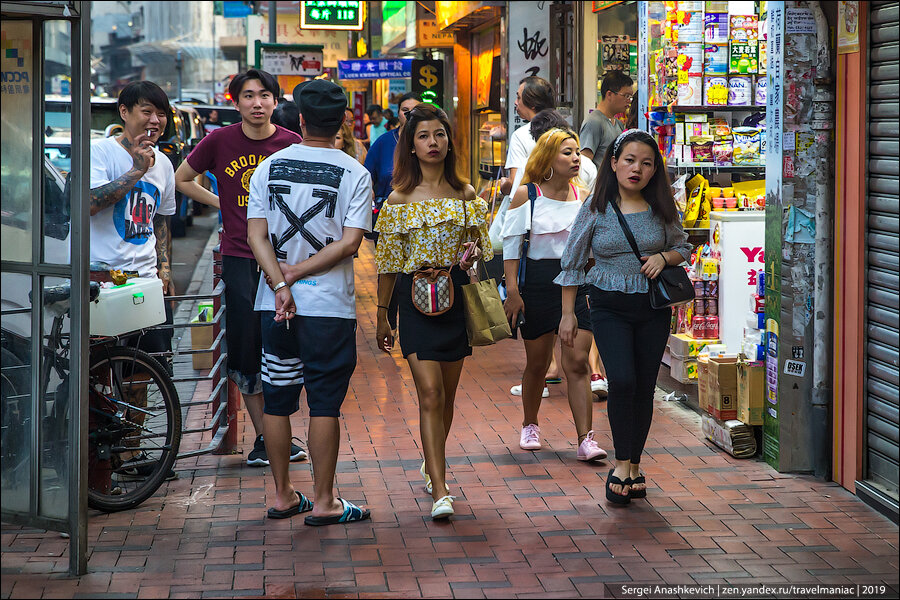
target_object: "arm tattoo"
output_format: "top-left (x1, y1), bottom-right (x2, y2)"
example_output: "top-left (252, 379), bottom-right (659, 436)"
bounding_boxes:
top-left (90, 167), bottom-right (143, 214)
top-left (154, 213), bottom-right (171, 286)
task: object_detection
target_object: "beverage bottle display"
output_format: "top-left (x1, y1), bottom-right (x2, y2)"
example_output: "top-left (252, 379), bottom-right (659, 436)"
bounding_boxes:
top-left (707, 299), bottom-right (718, 315)
top-left (694, 280), bottom-right (706, 298)
top-left (706, 280), bottom-right (719, 298)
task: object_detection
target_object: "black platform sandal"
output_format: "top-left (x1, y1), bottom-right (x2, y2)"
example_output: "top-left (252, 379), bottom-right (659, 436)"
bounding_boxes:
top-left (629, 474), bottom-right (647, 499)
top-left (605, 469), bottom-right (632, 505)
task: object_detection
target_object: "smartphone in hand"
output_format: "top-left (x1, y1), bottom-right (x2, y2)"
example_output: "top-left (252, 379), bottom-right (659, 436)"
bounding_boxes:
top-left (460, 241), bottom-right (474, 264)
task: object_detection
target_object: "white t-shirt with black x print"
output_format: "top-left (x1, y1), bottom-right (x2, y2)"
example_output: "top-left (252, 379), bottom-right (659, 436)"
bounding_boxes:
top-left (248, 144), bottom-right (372, 320)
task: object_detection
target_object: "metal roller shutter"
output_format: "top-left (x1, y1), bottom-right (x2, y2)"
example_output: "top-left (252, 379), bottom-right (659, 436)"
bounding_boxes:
top-left (865, 0), bottom-right (900, 502)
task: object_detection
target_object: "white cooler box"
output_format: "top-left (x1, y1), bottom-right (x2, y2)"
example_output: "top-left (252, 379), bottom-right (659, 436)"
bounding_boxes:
top-left (90, 278), bottom-right (166, 336)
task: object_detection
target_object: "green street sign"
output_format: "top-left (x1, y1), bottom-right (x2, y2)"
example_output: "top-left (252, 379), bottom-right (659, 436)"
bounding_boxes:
top-left (301, 1), bottom-right (364, 31)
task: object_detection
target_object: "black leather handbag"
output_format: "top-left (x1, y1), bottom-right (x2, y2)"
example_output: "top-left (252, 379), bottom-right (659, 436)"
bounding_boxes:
top-left (609, 200), bottom-right (695, 310)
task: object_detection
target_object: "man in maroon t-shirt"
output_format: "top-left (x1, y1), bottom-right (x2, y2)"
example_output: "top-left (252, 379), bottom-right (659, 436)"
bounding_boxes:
top-left (175, 69), bottom-right (305, 467)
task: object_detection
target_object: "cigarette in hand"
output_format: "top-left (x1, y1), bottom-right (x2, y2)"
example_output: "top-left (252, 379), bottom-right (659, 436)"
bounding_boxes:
top-left (146, 129), bottom-right (154, 145)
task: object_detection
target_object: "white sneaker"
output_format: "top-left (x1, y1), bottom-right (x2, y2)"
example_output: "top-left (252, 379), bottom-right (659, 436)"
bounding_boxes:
top-left (590, 374), bottom-right (608, 397)
top-left (431, 495), bottom-right (455, 519)
top-left (519, 423), bottom-right (542, 450)
top-left (510, 384), bottom-right (549, 397)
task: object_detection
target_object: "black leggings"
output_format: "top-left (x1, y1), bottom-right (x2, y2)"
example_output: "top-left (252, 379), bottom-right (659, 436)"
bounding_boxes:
top-left (589, 288), bottom-right (671, 463)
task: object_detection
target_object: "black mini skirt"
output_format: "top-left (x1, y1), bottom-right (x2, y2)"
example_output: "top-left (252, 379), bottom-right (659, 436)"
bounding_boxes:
top-left (397, 267), bottom-right (473, 362)
top-left (519, 259), bottom-right (591, 341)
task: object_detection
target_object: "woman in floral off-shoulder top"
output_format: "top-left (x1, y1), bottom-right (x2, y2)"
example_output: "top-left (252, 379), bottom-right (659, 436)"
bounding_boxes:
top-left (373, 104), bottom-right (492, 520)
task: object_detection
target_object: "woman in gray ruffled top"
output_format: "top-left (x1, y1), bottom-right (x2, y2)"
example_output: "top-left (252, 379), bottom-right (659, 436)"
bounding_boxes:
top-left (555, 129), bottom-right (693, 505)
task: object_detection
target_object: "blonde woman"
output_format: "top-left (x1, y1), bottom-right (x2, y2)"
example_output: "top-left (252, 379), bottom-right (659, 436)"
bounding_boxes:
top-left (373, 104), bottom-right (492, 520)
top-left (502, 128), bottom-right (607, 462)
top-left (334, 121), bottom-right (362, 163)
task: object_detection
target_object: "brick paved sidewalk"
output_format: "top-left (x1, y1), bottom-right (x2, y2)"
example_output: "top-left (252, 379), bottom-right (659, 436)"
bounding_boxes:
top-left (2, 242), bottom-right (897, 599)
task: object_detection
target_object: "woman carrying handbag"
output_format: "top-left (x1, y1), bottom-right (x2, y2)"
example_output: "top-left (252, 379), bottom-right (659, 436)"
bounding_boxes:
top-left (556, 129), bottom-right (693, 505)
top-left (501, 128), bottom-right (607, 463)
top-left (373, 104), bottom-right (492, 520)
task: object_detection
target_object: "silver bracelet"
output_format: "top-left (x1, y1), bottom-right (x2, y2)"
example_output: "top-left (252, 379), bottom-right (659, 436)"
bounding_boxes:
top-left (273, 281), bottom-right (288, 292)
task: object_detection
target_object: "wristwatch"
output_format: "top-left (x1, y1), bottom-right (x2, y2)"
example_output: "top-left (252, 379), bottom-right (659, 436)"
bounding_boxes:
top-left (273, 281), bottom-right (288, 292)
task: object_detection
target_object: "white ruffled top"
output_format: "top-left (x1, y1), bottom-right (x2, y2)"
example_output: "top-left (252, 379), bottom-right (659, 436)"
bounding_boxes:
top-left (501, 184), bottom-right (583, 261)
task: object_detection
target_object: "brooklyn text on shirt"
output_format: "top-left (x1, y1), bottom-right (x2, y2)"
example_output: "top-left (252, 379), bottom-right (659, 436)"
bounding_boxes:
top-left (225, 154), bottom-right (270, 207)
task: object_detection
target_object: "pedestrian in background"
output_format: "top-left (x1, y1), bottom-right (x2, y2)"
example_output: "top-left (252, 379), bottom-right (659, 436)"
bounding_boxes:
top-left (557, 129), bottom-right (692, 504)
top-left (175, 69), bottom-right (307, 468)
top-left (247, 80), bottom-right (372, 525)
top-left (272, 99), bottom-right (301, 135)
top-left (527, 109), bottom-right (607, 397)
top-left (501, 128), bottom-right (607, 463)
top-left (335, 120), bottom-right (362, 163)
top-left (364, 104), bottom-right (387, 147)
top-left (344, 107), bottom-right (367, 163)
top-left (494, 77), bottom-right (606, 397)
top-left (373, 104), bottom-right (492, 520)
top-left (89, 81), bottom-right (177, 479)
top-left (579, 71), bottom-right (633, 171)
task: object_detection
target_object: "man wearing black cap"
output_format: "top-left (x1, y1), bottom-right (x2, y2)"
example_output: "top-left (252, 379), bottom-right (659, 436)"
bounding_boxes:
top-left (247, 79), bottom-right (373, 524)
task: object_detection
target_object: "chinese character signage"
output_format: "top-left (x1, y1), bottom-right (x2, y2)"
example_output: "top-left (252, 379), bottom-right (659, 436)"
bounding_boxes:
top-left (301, 1), bottom-right (364, 31)
top-left (337, 59), bottom-right (413, 80)
top-left (508, 1), bottom-right (550, 132)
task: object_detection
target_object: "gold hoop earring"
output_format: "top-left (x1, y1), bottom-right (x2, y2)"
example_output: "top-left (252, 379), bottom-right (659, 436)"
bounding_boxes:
top-left (543, 168), bottom-right (554, 181)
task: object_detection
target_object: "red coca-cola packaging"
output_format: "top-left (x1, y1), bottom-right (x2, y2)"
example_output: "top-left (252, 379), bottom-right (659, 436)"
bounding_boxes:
top-left (705, 315), bottom-right (719, 339)
top-left (692, 315), bottom-right (707, 339)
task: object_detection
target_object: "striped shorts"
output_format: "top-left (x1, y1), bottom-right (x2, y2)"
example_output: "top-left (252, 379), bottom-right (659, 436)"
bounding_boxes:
top-left (259, 313), bottom-right (357, 417)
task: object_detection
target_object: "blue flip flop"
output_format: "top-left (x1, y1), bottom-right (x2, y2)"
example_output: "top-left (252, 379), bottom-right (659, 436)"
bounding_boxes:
top-left (304, 498), bottom-right (371, 526)
top-left (266, 491), bottom-right (313, 519)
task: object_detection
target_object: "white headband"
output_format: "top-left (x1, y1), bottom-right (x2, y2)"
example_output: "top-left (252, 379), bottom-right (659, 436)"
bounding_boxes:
top-left (613, 128), bottom-right (650, 156)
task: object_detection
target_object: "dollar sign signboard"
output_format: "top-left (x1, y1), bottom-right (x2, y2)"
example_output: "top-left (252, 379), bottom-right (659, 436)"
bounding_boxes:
top-left (411, 59), bottom-right (444, 108)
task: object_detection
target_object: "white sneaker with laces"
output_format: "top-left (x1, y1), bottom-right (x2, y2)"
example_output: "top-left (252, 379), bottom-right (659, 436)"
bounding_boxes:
top-left (519, 423), bottom-right (542, 450)
top-left (431, 495), bottom-right (455, 519)
top-left (510, 384), bottom-right (549, 397)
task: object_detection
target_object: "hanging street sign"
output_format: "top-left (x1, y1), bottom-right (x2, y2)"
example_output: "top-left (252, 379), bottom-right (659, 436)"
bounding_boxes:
top-left (256, 42), bottom-right (325, 77)
top-left (301, 1), bottom-right (365, 31)
top-left (337, 58), bottom-right (413, 80)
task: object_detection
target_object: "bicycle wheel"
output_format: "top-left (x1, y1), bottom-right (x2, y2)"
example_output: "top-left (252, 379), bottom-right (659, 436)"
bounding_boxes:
top-left (87, 345), bottom-right (181, 512)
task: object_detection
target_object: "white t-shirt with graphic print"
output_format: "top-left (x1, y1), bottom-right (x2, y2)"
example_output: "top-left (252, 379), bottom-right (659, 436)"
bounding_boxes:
top-left (248, 144), bottom-right (373, 320)
top-left (89, 136), bottom-right (176, 278)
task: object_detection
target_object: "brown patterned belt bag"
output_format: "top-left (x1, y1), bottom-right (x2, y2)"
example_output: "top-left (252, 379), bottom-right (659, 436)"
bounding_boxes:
top-left (411, 200), bottom-right (468, 316)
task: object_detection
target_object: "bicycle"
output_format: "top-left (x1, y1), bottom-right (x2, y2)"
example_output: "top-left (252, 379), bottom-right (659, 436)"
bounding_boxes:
top-left (1, 278), bottom-right (182, 512)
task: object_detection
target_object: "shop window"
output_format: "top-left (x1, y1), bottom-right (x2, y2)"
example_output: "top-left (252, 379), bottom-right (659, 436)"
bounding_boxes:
top-left (1, 20), bottom-right (35, 264)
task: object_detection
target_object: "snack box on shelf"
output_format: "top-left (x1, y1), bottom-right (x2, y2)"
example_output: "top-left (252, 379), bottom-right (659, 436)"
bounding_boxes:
top-left (669, 333), bottom-right (721, 357)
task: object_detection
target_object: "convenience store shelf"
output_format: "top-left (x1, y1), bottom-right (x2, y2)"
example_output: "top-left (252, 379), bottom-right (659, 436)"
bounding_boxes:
top-left (651, 105), bottom-right (765, 113)
top-left (667, 164), bottom-right (766, 172)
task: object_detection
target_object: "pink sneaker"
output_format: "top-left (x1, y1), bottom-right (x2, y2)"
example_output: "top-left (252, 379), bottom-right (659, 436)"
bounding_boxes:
top-left (577, 431), bottom-right (608, 462)
top-left (519, 424), bottom-right (541, 450)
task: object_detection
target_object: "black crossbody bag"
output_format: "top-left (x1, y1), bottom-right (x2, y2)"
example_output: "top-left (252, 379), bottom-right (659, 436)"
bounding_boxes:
top-left (608, 200), bottom-right (694, 310)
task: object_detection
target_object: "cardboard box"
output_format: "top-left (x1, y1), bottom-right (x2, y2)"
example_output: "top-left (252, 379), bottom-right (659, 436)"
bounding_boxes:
top-left (737, 360), bottom-right (765, 425)
top-left (668, 333), bottom-right (721, 358)
top-left (191, 317), bottom-right (214, 370)
top-left (670, 355), bottom-right (699, 384)
top-left (708, 356), bottom-right (739, 420)
top-left (697, 355), bottom-right (712, 413)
